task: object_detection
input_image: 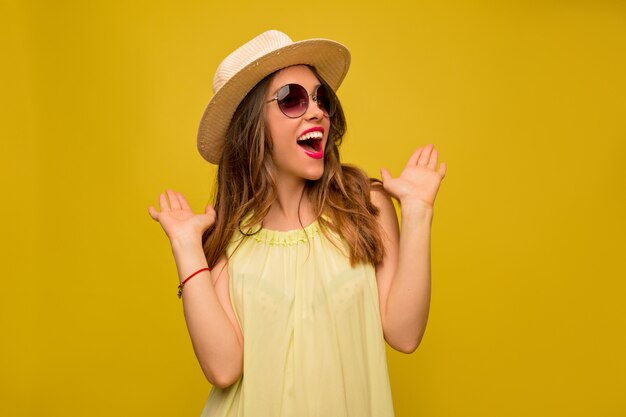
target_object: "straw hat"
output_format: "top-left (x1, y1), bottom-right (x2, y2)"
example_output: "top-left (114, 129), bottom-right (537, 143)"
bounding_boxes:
top-left (197, 30), bottom-right (351, 164)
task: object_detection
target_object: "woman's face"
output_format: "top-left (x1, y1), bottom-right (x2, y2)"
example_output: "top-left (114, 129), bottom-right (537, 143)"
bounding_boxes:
top-left (265, 65), bottom-right (331, 184)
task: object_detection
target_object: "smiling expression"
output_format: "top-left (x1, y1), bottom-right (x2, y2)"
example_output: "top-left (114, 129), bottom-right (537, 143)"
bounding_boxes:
top-left (265, 65), bottom-right (331, 183)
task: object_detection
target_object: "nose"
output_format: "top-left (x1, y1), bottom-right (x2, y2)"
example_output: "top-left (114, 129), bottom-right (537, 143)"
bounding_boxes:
top-left (304, 95), bottom-right (324, 120)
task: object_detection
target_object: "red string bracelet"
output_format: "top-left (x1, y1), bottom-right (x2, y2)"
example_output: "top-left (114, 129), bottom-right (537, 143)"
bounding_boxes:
top-left (177, 267), bottom-right (211, 299)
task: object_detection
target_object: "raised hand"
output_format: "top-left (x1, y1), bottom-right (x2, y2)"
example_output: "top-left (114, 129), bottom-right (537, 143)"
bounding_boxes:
top-left (148, 189), bottom-right (216, 243)
top-left (380, 144), bottom-right (447, 209)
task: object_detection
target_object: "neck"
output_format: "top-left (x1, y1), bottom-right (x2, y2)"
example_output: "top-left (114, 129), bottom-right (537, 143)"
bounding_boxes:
top-left (264, 177), bottom-right (316, 230)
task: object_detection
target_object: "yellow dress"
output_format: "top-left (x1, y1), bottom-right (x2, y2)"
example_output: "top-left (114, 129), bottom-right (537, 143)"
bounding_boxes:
top-left (200, 220), bottom-right (394, 417)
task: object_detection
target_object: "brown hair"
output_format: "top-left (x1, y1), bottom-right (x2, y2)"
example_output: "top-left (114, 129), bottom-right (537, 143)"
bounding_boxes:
top-left (202, 66), bottom-right (384, 267)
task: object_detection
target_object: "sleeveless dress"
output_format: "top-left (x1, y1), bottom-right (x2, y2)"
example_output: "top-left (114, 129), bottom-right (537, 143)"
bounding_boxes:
top-left (200, 220), bottom-right (395, 417)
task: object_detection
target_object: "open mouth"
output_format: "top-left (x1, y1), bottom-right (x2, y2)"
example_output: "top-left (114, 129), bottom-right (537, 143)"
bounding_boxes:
top-left (297, 137), bottom-right (322, 153)
top-left (296, 130), bottom-right (323, 153)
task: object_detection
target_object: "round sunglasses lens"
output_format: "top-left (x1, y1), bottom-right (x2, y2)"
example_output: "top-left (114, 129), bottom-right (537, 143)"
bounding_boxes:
top-left (277, 84), bottom-right (308, 118)
top-left (315, 85), bottom-right (334, 116)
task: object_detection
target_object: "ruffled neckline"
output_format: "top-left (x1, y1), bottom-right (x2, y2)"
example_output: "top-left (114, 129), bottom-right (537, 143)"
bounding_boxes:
top-left (242, 220), bottom-right (321, 246)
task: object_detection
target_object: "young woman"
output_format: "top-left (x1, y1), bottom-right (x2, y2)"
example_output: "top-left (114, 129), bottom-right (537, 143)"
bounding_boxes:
top-left (148, 30), bottom-right (446, 417)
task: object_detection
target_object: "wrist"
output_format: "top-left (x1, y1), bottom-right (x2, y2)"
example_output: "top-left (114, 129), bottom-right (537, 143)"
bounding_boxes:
top-left (400, 199), bottom-right (434, 217)
top-left (170, 234), bottom-right (204, 256)
top-left (400, 202), bottom-right (434, 230)
top-left (177, 267), bottom-right (211, 298)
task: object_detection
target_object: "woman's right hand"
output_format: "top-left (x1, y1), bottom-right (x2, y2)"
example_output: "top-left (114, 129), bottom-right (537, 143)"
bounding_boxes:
top-left (148, 189), bottom-right (216, 244)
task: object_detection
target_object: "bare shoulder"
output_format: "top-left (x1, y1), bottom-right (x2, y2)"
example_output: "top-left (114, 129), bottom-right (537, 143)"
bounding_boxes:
top-left (370, 181), bottom-right (396, 217)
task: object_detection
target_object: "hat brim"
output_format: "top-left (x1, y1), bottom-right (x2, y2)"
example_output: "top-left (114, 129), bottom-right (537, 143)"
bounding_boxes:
top-left (197, 38), bottom-right (351, 164)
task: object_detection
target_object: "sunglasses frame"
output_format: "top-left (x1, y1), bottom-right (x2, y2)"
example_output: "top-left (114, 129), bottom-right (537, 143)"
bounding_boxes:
top-left (266, 83), bottom-right (334, 119)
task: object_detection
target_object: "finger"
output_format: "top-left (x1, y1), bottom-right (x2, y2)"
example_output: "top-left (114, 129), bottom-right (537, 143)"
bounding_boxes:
top-left (405, 147), bottom-right (423, 169)
top-left (380, 167), bottom-right (393, 184)
top-left (177, 192), bottom-right (192, 211)
top-left (438, 162), bottom-right (447, 179)
top-left (427, 148), bottom-right (438, 170)
top-left (418, 143), bottom-right (434, 167)
top-left (159, 193), bottom-right (170, 212)
top-left (148, 206), bottom-right (159, 221)
top-left (167, 189), bottom-right (182, 211)
top-left (205, 203), bottom-right (216, 222)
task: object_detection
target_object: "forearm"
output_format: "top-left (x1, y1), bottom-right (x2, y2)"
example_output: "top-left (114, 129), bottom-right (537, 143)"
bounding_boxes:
top-left (384, 203), bottom-right (433, 353)
top-left (170, 237), bottom-right (243, 387)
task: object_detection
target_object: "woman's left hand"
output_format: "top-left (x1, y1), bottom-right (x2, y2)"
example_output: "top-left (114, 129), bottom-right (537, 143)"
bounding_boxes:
top-left (380, 144), bottom-right (447, 209)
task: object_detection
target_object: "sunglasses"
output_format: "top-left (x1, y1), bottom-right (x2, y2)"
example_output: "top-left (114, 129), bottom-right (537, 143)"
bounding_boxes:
top-left (266, 83), bottom-right (336, 118)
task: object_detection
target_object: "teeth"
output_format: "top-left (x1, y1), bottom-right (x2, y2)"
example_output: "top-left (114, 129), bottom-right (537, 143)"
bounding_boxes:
top-left (297, 131), bottom-right (323, 141)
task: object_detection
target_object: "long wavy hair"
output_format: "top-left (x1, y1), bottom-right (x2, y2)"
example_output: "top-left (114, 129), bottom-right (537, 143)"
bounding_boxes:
top-left (202, 66), bottom-right (384, 267)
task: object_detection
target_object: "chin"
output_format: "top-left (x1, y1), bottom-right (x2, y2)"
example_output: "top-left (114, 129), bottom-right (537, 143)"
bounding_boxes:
top-left (302, 166), bottom-right (325, 181)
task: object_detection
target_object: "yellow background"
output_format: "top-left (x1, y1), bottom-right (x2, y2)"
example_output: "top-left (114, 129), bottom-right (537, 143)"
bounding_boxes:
top-left (2, 1), bottom-right (625, 416)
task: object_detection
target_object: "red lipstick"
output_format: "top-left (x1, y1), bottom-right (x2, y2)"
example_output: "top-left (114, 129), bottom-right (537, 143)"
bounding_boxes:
top-left (297, 126), bottom-right (325, 159)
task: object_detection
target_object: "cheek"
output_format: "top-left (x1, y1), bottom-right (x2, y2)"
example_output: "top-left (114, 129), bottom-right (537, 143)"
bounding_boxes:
top-left (267, 127), bottom-right (292, 160)
top-left (324, 119), bottom-right (332, 146)
top-left (266, 113), bottom-right (289, 139)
